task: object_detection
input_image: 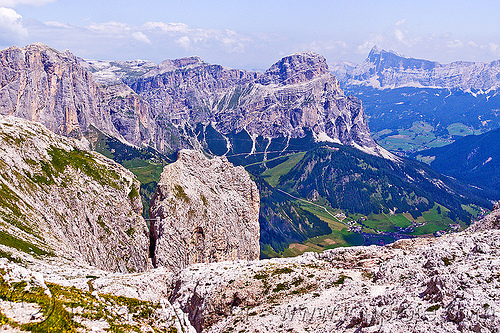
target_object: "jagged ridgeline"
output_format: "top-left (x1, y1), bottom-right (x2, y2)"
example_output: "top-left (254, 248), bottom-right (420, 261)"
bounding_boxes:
top-left (331, 46), bottom-right (500, 154)
top-left (0, 43), bottom-right (492, 258)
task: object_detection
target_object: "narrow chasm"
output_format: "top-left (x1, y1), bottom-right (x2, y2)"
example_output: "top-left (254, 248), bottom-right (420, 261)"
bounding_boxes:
top-left (148, 215), bottom-right (158, 268)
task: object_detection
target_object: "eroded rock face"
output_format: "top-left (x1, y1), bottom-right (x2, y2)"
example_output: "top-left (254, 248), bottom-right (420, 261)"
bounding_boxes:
top-left (0, 44), bottom-right (385, 159)
top-left (258, 52), bottom-right (329, 85)
top-left (149, 150), bottom-right (260, 271)
top-left (127, 51), bottom-right (380, 154)
top-left (0, 115), bottom-right (150, 272)
top-left (334, 45), bottom-right (500, 90)
top-left (1, 190), bottom-right (499, 332)
top-left (165, 223), bottom-right (500, 332)
top-left (0, 43), bottom-right (118, 139)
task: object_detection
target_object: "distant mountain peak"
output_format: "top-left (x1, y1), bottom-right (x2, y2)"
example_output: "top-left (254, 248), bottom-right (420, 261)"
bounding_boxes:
top-left (259, 51), bottom-right (329, 85)
top-left (368, 46), bottom-right (408, 59)
top-left (158, 55), bottom-right (206, 71)
top-left (368, 45), bottom-right (382, 55)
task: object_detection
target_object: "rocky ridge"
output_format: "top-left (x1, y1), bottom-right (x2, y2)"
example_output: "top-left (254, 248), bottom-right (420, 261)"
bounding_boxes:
top-left (0, 43), bottom-right (119, 139)
top-left (126, 51), bottom-right (384, 156)
top-left (0, 115), bottom-right (150, 272)
top-left (0, 43), bottom-right (388, 160)
top-left (149, 149), bottom-right (260, 271)
top-left (333, 45), bottom-right (500, 91)
top-left (1, 201), bottom-right (500, 332)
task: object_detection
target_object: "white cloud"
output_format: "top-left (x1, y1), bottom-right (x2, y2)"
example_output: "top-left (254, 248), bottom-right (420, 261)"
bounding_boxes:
top-left (0, 7), bottom-right (27, 40)
top-left (142, 22), bottom-right (189, 34)
top-left (394, 29), bottom-right (404, 42)
top-left (446, 39), bottom-right (464, 48)
top-left (395, 19), bottom-right (406, 26)
top-left (357, 34), bottom-right (384, 54)
top-left (87, 21), bottom-right (129, 34)
top-left (0, 0), bottom-right (54, 7)
top-left (176, 36), bottom-right (190, 49)
top-left (143, 22), bottom-right (250, 53)
top-left (44, 21), bottom-right (71, 29)
top-left (305, 40), bottom-right (347, 52)
top-left (131, 31), bottom-right (150, 44)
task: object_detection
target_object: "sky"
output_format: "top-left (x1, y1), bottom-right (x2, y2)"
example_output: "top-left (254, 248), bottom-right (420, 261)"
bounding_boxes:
top-left (0, 0), bottom-right (499, 70)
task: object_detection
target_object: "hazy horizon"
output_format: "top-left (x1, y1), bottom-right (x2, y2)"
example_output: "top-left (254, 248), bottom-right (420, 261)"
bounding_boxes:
top-left (0, 0), bottom-right (499, 70)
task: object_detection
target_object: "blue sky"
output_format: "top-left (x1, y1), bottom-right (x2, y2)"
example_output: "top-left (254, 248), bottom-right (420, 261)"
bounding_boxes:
top-left (0, 0), bottom-right (499, 69)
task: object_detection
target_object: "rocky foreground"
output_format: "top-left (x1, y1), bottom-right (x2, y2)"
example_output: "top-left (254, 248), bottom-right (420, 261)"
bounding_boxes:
top-left (1, 202), bottom-right (499, 332)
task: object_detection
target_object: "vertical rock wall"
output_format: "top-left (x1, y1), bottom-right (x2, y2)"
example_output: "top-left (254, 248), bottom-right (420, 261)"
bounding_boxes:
top-left (149, 150), bottom-right (260, 271)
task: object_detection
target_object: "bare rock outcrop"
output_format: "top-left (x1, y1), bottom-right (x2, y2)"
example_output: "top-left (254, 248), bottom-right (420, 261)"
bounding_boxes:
top-left (149, 149), bottom-right (260, 271)
top-left (0, 115), bottom-right (150, 272)
top-left (0, 43), bottom-right (118, 138)
top-left (1, 189), bottom-right (500, 332)
top-left (467, 201), bottom-right (500, 232)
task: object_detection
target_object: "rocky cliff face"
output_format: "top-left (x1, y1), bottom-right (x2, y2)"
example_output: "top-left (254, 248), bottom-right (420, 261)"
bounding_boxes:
top-left (0, 43), bottom-right (386, 160)
top-left (0, 44), bottom-right (157, 150)
top-left (100, 83), bottom-right (156, 146)
top-left (125, 52), bottom-right (380, 154)
top-left (0, 115), bottom-right (150, 272)
top-left (87, 51), bottom-right (386, 158)
top-left (334, 46), bottom-right (500, 90)
top-left (0, 43), bottom-right (120, 138)
top-left (149, 149), bottom-right (260, 271)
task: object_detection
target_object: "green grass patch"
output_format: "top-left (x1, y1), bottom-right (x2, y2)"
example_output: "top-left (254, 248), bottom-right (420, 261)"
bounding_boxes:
top-left (411, 204), bottom-right (457, 235)
top-left (278, 200), bottom-right (364, 256)
top-left (447, 123), bottom-right (473, 136)
top-left (128, 187), bottom-right (139, 200)
top-left (363, 213), bottom-right (412, 232)
top-left (461, 204), bottom-right (483, 218)
top-left (0, 274), bottom-right (164, 332)
top-left (48, 147), bottom-right (121, 189)
top-left (260, 152), bottom-right (306, 187)
top-left (0, 231), bottom-right (50, 256)
top-left (260, 244), bottom-right (280, 259)
top-left (121, 158), bottom-right (164, 185)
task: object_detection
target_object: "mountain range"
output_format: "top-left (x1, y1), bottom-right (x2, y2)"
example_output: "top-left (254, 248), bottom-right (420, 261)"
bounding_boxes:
top-left (0, 43), bottom-right (493, 257)
top-left (0, 42), bottom-right (500, 332)
top-left (331, 46), bottom-right (500, 154)
top-left (335, 45), bottom-right (500, 90)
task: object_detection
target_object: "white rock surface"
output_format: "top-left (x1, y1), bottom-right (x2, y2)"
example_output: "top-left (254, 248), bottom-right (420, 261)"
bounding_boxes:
top-left (1, 205), bottom-right (500, 332)
top-left (149, 149), bottom-right (260, 271)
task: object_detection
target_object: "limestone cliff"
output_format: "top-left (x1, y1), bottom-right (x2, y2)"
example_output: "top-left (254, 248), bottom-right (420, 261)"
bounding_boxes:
top-left (0, 115), bottom-right (150, 272)
top-left (149, 150), bottom-right (260, 271)
top-left (126, 52), bottom-right (383, 156)
top-left (0, 44), bottom-right (388, 160)
top-left (0, 43), bottom-right (119, 139)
